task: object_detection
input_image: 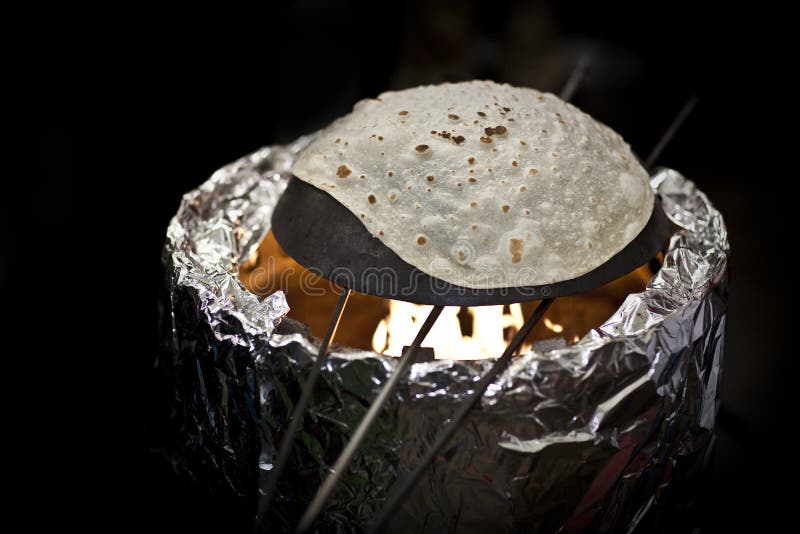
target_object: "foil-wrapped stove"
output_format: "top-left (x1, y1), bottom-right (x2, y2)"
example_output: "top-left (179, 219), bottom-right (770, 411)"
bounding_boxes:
top-left (159, 136), bottom-right (729, 532)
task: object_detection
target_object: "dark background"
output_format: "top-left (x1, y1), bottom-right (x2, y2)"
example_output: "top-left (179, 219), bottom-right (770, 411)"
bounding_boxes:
top-left (4, 1), bottom-right (790, 531)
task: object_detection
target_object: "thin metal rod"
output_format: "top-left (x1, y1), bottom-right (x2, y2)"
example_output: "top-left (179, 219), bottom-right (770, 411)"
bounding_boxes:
top-left (644, 95), bottom-right (699, 170)
top-left (254, 288), bottom-right (352, 528)
top-left (368, 299), bottom-right (553, 532)
top-left (297, 305), bottom-right (445, 533)
top-left (559, 56), bottom-right (588, 102)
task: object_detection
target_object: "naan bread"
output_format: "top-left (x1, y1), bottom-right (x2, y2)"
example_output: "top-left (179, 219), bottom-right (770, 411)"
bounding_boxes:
top-left (291, 81), bottom-right (652, 289)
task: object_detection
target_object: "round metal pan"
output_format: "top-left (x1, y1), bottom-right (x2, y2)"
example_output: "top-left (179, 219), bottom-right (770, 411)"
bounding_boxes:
top-left (271, 177), bottom-right (673, 306)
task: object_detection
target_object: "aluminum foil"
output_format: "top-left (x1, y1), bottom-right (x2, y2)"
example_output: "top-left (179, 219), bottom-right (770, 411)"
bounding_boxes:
top-left (159, 139), bottom-right (729, 533)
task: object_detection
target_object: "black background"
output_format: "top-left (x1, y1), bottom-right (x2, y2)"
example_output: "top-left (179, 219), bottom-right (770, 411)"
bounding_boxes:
top-left (4, 1), bottom-right (791, 531)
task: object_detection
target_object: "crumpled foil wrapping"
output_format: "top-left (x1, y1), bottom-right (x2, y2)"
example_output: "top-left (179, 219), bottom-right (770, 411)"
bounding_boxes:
top-left (159, 138), bottom-right (729, 533)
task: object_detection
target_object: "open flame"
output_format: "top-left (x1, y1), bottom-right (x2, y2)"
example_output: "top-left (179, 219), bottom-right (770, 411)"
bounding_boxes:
top-left (240, 231), bottom-right (659, 361)
top-left (543, 317), bottom-right (563, 333)
top-left (371, 301), bottom-right (565, 360)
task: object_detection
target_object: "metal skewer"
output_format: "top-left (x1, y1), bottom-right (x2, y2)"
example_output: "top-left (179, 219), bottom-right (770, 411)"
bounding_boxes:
top-left (296, 305), bottom-right (445, 533)
top-left (254, 288), bottom-right (352, 529)
top-left (559, 56), bottom-right (588, 102)
top-left (367, 299), bottom-right (553, 532)
top-left (644, 95), bottom-right (699, 170)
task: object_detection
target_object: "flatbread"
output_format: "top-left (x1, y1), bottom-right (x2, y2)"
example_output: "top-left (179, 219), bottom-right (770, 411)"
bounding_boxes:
top-left (291, 81), bottom-right (652, 289)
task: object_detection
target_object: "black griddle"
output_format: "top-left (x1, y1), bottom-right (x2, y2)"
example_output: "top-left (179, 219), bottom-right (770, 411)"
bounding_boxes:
top-left (272, 176), bottom-right (672, 305)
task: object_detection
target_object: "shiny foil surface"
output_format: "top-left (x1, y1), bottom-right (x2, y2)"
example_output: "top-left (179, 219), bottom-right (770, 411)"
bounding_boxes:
top-left (159, 139), bottom-right (729, 532)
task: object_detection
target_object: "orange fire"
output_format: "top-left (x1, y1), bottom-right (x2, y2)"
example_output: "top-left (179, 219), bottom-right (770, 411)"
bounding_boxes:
top-left (240, 230), bottom-right (657, 360)
top-left (371, 302), bottom-right (531, 359)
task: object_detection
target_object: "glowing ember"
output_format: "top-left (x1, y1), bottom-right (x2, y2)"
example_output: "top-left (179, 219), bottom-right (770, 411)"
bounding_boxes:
top-left (543, 317), bottom-right (564, 333)
top-left (371, 301), bottom-right (529, 360)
